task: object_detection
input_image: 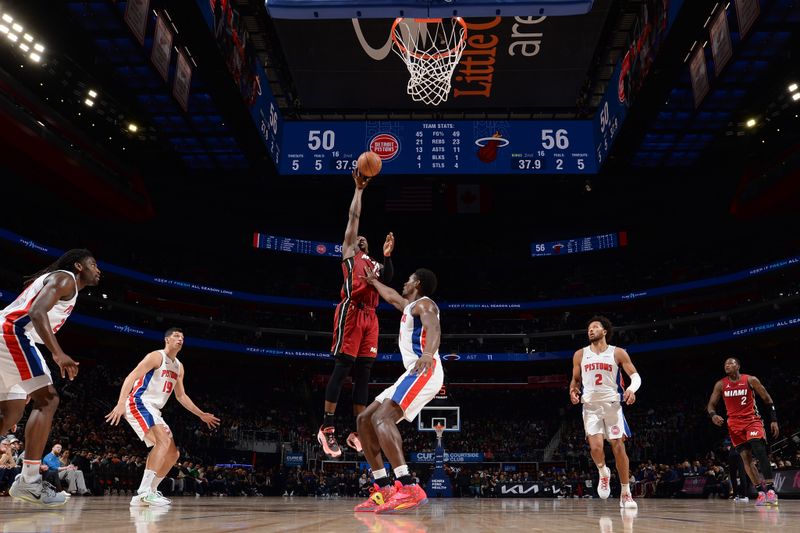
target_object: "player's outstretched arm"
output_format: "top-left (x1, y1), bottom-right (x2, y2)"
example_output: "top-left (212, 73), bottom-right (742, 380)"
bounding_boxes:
top-left (175, 365), bottom-right (220, 429)
top-left (28, 272), bottom-right (80, 380)
top-left (615, 347), bottom-right (641, 405)
top-left (381, 232), bottom-right (395, 283)
top-left (410, 300), bottom-right (440, 376)
top-left (569, 350), bottom-right (582, 405)
top-left (361, 268), bottom-right (408, 311)
top-left (707, 380), bottom-right (725, 427)
top-left (749, 375), bottom-right (779, 438)
top-left (342, 169), bottom-right (369, 260)
top-left (105, 351), bottom-right (162, 425)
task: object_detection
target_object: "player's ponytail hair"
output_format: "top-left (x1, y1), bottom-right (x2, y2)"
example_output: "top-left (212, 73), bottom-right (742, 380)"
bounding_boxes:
top-left (588, 315), bottom-right (613, 341)
top-left (24, 249), bottom-right (94, 286)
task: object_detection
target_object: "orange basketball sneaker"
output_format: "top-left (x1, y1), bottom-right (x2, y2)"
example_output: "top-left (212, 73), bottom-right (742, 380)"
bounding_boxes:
top-left (374, 481), bottom-right (428, 514)
top-left (354, 483), bottom-right (397, 512)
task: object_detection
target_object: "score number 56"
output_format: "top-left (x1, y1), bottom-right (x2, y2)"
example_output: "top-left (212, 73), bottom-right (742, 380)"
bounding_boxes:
top-left (541, 129), bottom-right (569, 150)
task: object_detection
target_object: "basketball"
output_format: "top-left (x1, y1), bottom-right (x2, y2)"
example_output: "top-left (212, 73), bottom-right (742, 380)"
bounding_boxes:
top-left (357, 151), bottom-right (382, 178)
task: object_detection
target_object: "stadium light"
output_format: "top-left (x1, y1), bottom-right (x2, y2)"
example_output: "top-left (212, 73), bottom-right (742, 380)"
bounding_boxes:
top-left (11, 23), bottom-right (21, 33)
top-left (745, 118), bottom-right (756, 128)
top-left (29, 52), bottom-right (40, 62)
top-left (84, 98), bottom-right (94, 107)
top-left (1, 14), bottom-right (12, 23)
top-left (33, 43), bottom-right (43, 52)
top-left (793, 93), bottom-right (800, 102)
top-left (7, 32), bottom-right (17, 42)
top-left (88, 89), bottom-right (97, 98)
top-left (19, 42), bottom-right (28, 52)
top-left (23, 33), bottom-right (32, 42)
top-left (789, 83), bottom-right (798, 93)
top-left (0, 25), bottom-right (8, 34)
top-left (128, 123), bottom-right (139, 132)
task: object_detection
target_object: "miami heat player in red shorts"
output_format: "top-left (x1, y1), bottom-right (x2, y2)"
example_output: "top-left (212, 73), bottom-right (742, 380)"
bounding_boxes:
top-left (707, 357), bottom-right (780, 506)
top-left (318, 169), bottom-right (394, 458)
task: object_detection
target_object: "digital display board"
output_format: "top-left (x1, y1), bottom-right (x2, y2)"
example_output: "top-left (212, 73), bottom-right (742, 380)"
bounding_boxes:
top-left (280, 120), bottom-right (597, 175)
top-left (531, 231), bottom-right (627, 257)
top-left (253, 233), bottom-right (341, 258)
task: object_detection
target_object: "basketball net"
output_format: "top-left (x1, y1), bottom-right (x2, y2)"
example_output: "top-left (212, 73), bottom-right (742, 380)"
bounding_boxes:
top-left (434, 423), bottom-right (445, 446)
top-left (391, 17), bottom-right (467, 106)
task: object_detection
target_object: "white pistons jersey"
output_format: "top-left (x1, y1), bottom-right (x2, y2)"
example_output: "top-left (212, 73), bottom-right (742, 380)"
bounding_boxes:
top-left (398, 297), bottom-right (440, 370)
top-left (129, 350), bottom-right (181, 410)
top-left (580, 344), bottom-right (624, 404)
top-left (0, 270), bottom-right (78, 344)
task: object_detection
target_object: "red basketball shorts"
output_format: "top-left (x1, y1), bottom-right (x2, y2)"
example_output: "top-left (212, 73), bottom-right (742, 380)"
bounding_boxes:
top-left (331, 301), bottom-right (378, 358)
top-left (728, 418), bottom-right (766, 448)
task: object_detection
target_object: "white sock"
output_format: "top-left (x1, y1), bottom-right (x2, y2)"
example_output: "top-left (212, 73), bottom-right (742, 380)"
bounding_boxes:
top-left (371, 468), bottom-right (387, 481)
top-left (621, 483), bottom-right (630, 496)
top-left (22, 461), bottom-right (41, 483)
top-left (138, 469), bottom-right (157, 495)
top-left (152, 476), bottom-right (165, 491)
top-left (393, 464), bottom-right (410, 479)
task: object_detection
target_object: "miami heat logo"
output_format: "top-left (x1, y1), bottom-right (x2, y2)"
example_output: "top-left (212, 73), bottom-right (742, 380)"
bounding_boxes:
top-left (475, 131), bottom-right (509, 163)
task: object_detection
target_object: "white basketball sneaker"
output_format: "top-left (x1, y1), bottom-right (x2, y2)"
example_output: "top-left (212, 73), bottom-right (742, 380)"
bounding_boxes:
top-left (620, 492), bottom-right (638, 510)
top-left (143, 490), bottom-right (172, 506)
top-left (598, 467), bottom-right (611, 499)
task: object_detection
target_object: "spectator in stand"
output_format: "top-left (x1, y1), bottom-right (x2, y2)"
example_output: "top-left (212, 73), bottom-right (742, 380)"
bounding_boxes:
top-left (43, 444), bottom-right (90, 495)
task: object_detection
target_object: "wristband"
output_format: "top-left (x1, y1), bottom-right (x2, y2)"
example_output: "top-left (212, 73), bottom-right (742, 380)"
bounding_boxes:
top-left (708, 411), bottom-right (717, 419)
top-left (627, 373), bottom-right (642, 393)
top-left (767, 404), bottom-right (777, 423)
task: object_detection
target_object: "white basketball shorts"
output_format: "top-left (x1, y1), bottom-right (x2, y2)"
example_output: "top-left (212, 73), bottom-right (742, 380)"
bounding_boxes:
top-left (582, 401), bottom-right (632, 440)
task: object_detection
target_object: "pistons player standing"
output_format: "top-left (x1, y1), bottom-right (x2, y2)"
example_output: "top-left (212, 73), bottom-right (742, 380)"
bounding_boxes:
top-left (707, 357), bottom-right (779, 506)
top-left (106, 328), bottom-right (220, 507)
top-left (318, 169), bottom-right (394, 458)
top-left (570, 316), bottom-right (641, 510)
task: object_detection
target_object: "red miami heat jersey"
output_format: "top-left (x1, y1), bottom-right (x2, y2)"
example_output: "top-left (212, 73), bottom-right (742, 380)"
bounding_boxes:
top-left (339, 250), bottom-right (380, 308)
top-left (721, 374), bottom-right (759, 422)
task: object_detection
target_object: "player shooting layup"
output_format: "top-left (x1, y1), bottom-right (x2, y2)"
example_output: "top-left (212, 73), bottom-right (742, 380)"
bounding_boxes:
top-left (318, 169), bottom-right (394, 458)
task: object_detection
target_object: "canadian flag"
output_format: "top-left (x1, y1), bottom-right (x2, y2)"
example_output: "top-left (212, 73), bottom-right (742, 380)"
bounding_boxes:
top-left (447, 184), bottom-right (492, 214)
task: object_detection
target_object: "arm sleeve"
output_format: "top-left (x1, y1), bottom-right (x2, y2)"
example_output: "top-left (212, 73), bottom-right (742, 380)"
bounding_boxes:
top-left (381, 256), bottom-right (394, 284)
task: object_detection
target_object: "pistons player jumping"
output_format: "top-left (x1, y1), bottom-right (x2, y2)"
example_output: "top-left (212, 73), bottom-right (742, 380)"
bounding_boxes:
top-left (318, 169), bottom-right (394, 458)
top-left (106, 328), bottom-right (220, 507)
top-left (707, 357), bottom-right (779, 506)
top-left (570, 316), bottom-right (641, 510)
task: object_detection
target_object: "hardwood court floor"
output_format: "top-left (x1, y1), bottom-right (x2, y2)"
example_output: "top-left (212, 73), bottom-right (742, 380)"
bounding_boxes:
top-left (0, 496), bottom-right (797, 532)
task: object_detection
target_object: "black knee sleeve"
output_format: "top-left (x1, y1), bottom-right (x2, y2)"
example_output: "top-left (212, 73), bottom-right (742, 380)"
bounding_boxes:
top-left (325, 354), bottom-right (355, 404)
top-left (748, 439), bottom-right (774, 480)
top-left (352, 358), bottom-right (374, 406)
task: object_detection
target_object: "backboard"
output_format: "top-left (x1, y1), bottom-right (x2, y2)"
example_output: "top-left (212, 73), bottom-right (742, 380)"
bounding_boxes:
top-left (417, 406), bottom-right (461, 432)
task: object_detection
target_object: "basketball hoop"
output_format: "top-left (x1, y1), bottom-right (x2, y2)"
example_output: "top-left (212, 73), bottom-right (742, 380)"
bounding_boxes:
top-left (391, 17), bottom-right (467, 106)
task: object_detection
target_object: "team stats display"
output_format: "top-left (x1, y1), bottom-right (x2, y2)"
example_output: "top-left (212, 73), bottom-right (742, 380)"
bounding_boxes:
top-left (531, 231), bottom-right (628, 257)
top-left (280, 120), bottom-right (598, 175)
top-left (252, 233), bottom-right (341, 258)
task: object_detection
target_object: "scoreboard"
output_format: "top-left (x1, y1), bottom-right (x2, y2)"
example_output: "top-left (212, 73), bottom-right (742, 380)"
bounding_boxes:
top-left (531, 231), bottom-right (627, 257)
top-left (280, 120), bottom-right (598, 175)
top-left (252, 233), bottom-right (341, 258)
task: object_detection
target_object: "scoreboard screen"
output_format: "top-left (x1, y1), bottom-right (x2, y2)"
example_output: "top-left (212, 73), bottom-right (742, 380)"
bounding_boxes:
top-left (531, 231), bottom-right (627, 257)
top-left (253, 233), bottom-right (341, 258)
top-left (280, 120), bottom-right (597, 175)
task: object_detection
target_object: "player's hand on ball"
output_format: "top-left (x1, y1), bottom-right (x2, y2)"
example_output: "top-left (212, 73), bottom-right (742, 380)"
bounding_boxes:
top-left (569, 388), bottom-right (581, 405)
top-left (105, 403), bottom-right (127, 426)
top-left (412, 354), bottom-right (434, 376)
top-left (200, 412), bottom-right (221, 429)
top-left (383, 232), bottom-right (395, 256)
top-left (353, 168), bottom-right (371, 190)
top-left (711, 414), bottom-right (725, 427)
top-left (623, 389), bottom-right (636, 405)
top-left (771, 421), bottom-right (779, 438)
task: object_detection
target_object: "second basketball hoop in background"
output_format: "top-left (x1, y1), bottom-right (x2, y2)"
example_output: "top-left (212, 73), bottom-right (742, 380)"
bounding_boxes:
top-left (357, 151), bottom-right (382, 177)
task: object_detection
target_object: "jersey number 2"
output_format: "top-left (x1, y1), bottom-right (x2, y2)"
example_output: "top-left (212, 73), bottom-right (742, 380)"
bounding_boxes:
top-left (594, 374), bottom-right (603, 385)
top-left (163, 382), bottom-right (173, 394)
top-left (740, 396), bottom-right (747, 406)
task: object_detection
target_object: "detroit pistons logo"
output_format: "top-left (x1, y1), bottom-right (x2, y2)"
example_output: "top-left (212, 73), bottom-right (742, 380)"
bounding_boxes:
top-left (369, 134), bottom-right (400, 161)
top-left (316, 244), bottom-right (327, 255)
top-left (611, 426), bottom-right (620, 436)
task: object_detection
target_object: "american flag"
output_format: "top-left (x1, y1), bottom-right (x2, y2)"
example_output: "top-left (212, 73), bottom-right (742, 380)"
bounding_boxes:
top-left (385, 184), bottom-right (433, 213)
